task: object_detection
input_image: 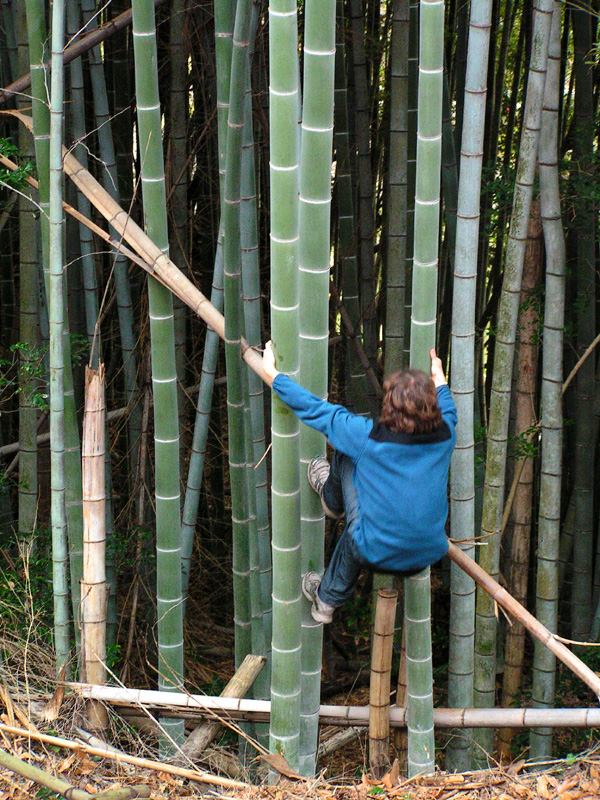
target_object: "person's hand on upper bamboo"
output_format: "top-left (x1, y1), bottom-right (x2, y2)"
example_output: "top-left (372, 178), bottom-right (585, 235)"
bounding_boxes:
top-left (263, 340), bottom-right (280, 385)
top-left (430, 349), bottom-right (447, 387)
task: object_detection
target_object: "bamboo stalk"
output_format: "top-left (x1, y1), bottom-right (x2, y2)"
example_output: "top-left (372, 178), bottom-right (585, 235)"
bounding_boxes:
top-left (67, 686), bottom-right (600, 728)
top-left (447, 542), bottom-right (600, 699)
top-left (81, 365), bottom-right (108, 731)
top-left (0, 0), bottom-right (168, 106)
top-left (369, 588), bottom-right (398, 779)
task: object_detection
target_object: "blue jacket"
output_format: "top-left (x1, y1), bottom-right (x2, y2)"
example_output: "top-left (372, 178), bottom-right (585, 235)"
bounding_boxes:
top-left (272, 374), bottom-right (457, 572)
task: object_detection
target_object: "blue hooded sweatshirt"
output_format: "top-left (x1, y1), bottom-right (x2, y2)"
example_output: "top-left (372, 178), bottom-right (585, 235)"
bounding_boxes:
top-left (272, 373), bottom-right (457, 573)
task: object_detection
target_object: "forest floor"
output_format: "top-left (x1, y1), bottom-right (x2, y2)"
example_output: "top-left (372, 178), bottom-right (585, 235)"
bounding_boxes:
top-left (1, 736), bottom-right (600, 799)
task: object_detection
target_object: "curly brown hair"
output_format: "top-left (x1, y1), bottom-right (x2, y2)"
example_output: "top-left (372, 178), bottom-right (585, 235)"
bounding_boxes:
top-left (379, 369), bottom-right (442, 434)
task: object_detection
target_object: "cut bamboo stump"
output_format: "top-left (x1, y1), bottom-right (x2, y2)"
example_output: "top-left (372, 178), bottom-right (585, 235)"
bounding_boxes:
top-left (181, 654), bottom-right (265, 760)
top-left (369, 588), bottom-right (398, 779)
top-left (81, 365), bottom-right (108, 730)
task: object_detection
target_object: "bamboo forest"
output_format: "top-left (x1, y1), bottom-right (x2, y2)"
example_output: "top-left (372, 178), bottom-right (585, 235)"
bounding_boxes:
top-left (2, 0), bottom-right (600, 791)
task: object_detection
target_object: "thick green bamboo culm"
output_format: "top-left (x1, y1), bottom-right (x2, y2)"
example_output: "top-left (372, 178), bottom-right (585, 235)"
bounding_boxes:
top-left (447, 0), bottom-right (492, 771)
top-left (27, 0), bottom-right (85, 653)
top-left (81, 0), bottom-right (142, 483)
top-left (47, 0), bottom-right (70, 674)
top-left (16, 5), bottom-right (39, 545)
top-left (473, 0), bottom-right (553, 766)
top-left (333, 0), bottom-right (368, 413)
top-left (269, 0), bottom-right (302, 769)
top-left (221, 0), bottom-right (257, 676)
top-left (297, 0), bottom-right (336, 775)
top-left (131, 0), bottom-right (184, 751)
top-left (384, 0), bottom-right (409, 373)
top-left (406, 0), bottom-right (444, 777)
top-left (240, 35), bottom-right (273, 710)
top-left (530, 0), bottom-right (564, 760)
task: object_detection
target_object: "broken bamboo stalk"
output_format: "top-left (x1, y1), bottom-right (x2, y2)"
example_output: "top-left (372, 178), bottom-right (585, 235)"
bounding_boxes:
top-left (369, 588), bottom-right (397, 779)
top-left (81, 365), bottom-right (108, 730)
top-left (68, 684), bottom-right (600, 727)
top-left (182, 654), bottom-right (266, 760)
top-left (446, 541), bottom-right (600, 700)
top-left (0, 745), bottom-right (149, 800)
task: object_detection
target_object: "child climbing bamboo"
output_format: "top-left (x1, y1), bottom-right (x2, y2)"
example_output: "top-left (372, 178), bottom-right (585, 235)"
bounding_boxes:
top-left (262, 343), bottom-right (457, 624)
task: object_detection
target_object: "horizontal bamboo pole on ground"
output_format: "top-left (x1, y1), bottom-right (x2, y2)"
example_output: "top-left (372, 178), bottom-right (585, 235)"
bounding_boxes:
top-left (446, 542), bottom-right (600, 700)
top-left (68, 684), bottom-right (600, 728)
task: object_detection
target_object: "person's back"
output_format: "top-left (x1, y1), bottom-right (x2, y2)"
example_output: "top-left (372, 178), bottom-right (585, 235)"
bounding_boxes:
top-left (262, 343), bottom-right (457, 622)
top-left (350, 372), bottom-right (456, 572)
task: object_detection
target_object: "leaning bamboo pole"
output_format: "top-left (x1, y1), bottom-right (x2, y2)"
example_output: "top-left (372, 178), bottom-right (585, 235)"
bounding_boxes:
top-left (447, 542), bottom-right (600, 699)
top-left (69, 684), bottom-right (600, 729)
top-left (4, 111), bottom-right (269, 377)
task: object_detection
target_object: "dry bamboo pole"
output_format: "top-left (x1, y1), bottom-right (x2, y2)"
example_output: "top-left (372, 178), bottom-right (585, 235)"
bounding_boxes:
top-left (181, 654), bottom-right (265, 760)
top-left (0, 746), bottom-right (149, 800)
top-left (0, 154), bottom-right (152, 274)
top-left (81, 365), bottom-right (108, 731)
top-left (447, 542), bottom-right (600, 699)
top-left (369, 588), bottom-right (398, 778)
top-left (0, 0), bottom-right (167, 106)
top-left (67, 685), bottom-right (600, 727)
top-left (0, 723), bottom-right (248, 790)
top-left (14, 113), bottom-right (267, 383)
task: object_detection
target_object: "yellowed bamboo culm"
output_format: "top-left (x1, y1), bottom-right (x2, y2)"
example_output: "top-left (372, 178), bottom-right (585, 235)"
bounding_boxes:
top-left (370, 588), bottom-right (398, 778)
top-left (4, 109), bottom-right (600, 716)
top-left (81, 365), bottom-right (108, 731)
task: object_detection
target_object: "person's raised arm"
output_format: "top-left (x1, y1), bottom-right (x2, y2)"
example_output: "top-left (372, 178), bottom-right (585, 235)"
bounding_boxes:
top-left (262, 340), bottom-right (280, 386)
top-left (430, 348), bottom-right (447, 387)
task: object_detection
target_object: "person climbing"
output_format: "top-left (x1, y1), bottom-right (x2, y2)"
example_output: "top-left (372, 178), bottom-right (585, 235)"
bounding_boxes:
top-left (262, 342), bottom-right (457, 624)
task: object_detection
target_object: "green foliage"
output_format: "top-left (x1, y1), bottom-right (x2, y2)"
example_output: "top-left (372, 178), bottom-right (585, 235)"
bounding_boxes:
top-left (70, 333), bottom-right (91, 367)
top-left (0, 342), bottom-right (48, 412)
top-left (0, 138), bottom-right (34, 197)
top-left (510, 424), bottom-right (540, 460)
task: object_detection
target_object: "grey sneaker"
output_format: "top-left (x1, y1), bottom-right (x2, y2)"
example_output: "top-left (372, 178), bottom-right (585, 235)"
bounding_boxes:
top-left (307, 456), bottom-right (342, 519)
top-left (302, 572), bottom-right (335, 624)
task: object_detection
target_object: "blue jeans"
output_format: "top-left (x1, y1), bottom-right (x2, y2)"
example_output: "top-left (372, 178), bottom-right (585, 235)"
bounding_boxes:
top-left (318, 451), bottom-right (421, 608)
top-left (318, 451), bottom-right (367, 607)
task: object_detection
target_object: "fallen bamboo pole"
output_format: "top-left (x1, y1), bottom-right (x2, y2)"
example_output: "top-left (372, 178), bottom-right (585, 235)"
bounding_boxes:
top-left (446, 541), bottom-right (600, 700)
top-left (0, 0), bottom-right (167, 107)
top-left (181, 654), bottom-right (266, 759)
top-left (68, 684), bottom-right (600, 728)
